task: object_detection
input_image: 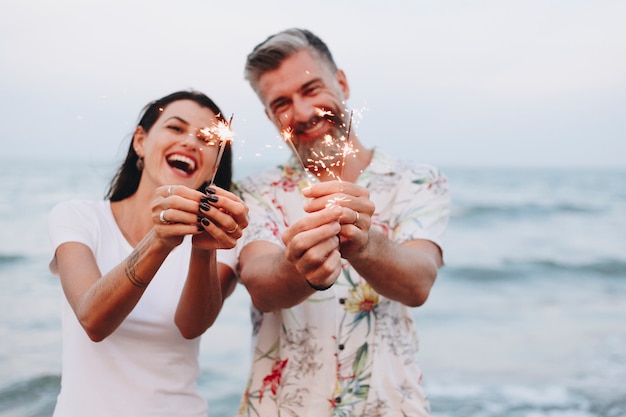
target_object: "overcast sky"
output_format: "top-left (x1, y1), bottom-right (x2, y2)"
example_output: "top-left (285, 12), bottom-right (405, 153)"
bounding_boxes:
top-left (1, 0), bottom-right (625, 174)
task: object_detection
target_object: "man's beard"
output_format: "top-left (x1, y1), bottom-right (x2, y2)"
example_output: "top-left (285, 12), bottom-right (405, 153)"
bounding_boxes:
top-left (292, 111), bottom-right (350, 178)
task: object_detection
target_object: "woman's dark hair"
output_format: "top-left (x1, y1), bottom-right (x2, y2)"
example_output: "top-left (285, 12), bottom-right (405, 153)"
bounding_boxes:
top-left (106, 90), bottom-right (232, 201)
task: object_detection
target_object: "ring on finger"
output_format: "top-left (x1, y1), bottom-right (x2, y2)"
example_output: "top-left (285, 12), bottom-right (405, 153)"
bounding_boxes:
top-left (227, 224), bottom-right (239, 234)
top-left (159, 209), bottom-right (169, 224)
top-left (167, 185), bottom-right (173, 196)
top-left (353, 211), bottom-right (360, 226)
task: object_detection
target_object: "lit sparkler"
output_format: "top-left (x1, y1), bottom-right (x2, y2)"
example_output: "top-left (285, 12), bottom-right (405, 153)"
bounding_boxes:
top-left (279, 124), bottom-right (318, 185)
top-left (278, 107), bottom-right (358, 184)
top-left (208, 113), bottom-right (234, 186)
top-left (307, 109), bottom-right (357, 182)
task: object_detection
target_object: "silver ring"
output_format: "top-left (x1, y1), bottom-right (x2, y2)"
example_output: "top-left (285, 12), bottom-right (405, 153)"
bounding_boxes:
top-left (226, 224), bottom-right (239, 234)
top-left (167, 185), bottom-right (173, 196)
top-left (353, 211), bottom-right (360, 225)
top-left (159, 210), bottom-right (169, 224)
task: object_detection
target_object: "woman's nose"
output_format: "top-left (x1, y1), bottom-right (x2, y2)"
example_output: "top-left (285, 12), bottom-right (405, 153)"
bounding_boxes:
top-left (181, 132), bottom-right (198, 148)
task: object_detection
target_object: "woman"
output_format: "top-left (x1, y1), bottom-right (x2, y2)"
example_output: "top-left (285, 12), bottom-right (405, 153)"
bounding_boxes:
top-left (47, 90), bottom-right (248, 416)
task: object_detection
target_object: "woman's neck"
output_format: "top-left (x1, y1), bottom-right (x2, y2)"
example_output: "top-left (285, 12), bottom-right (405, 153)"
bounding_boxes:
top-left (110, 188), bottom-right (154, 247)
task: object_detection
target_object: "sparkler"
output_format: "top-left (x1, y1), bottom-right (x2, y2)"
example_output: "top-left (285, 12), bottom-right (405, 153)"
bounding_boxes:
top-left (339, 110), bottom-right (355, 180)
top-left (208, 113), bottom-right (234, 186)
top-left (279, 124), bottom-right (319, 185)
top-left (281, 108), bottom-right (357, 182)
top-left (279, 108), bottom-right (359, 210)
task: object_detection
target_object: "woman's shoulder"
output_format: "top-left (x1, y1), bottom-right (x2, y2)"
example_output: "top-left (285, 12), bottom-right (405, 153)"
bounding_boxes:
top-left (49, 199), bottom-right (110, 222)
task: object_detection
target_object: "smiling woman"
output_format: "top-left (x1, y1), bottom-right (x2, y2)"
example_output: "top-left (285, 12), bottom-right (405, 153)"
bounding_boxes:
top-left (46, 89), bottom-right (249, 417)
top-left (107, 91), bottom-right (233, 201)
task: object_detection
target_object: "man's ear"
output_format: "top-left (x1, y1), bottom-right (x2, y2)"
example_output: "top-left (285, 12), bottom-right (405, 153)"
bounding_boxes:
top-left (336, 69), bottom-right (350, 100)
top-left (133, 126), bottom-right (146, 157)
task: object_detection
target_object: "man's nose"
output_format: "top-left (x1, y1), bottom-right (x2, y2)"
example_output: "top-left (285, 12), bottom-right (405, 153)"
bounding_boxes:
top-left (292, 96), bottom-right (316, 123)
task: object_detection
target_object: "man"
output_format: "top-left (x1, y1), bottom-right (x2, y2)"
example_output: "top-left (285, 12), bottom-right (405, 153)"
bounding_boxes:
top-left (235, 28), bottom-right (450, 416)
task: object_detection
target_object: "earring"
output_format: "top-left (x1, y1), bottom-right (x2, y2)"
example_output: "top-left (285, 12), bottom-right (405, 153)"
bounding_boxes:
top-left (136, 157), bottom-right (144, 171)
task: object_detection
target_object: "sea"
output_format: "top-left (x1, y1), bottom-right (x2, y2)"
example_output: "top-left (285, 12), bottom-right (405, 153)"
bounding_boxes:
top-left (1, 156), bottom-right (625, 417)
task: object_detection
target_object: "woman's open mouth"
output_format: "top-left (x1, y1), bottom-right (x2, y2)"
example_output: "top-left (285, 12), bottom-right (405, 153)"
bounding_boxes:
top-left (166, 153), bottom-right (197, 175)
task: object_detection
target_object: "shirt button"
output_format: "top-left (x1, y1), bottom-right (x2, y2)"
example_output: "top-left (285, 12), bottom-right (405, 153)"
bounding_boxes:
top-left (335, 396), bottom-right (342, 404)
top-left (338, 344), bottom-right (345, 350)
top-left (339, 298), bottom-right (346, 304)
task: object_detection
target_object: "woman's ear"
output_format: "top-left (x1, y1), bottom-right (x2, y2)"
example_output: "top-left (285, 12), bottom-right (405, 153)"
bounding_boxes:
top-left (133, 126), bottom-right (146, 158)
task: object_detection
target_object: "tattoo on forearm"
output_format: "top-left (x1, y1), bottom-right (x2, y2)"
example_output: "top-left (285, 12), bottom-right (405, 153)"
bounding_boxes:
top-left (125, 246), bottom-right (149, 288)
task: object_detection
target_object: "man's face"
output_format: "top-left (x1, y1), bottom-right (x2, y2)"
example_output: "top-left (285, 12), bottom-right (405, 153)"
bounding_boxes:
top-left (256, 50), bottom-right (352, 176)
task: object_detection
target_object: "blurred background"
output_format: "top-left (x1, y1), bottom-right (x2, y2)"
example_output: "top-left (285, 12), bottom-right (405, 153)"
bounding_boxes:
top-left (1, 1), bottom-right (625, 416)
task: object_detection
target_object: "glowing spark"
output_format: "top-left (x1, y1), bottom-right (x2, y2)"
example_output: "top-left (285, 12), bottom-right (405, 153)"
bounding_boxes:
top-left (325, 195), bottom-right (350, 208)
top-left (315, 108), bottom-right (334, 118)
top-left (277, 107), bottom-right (360, 184)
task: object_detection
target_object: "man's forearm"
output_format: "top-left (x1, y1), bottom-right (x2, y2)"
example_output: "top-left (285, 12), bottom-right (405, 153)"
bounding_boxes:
top-left (348, 230), bottom-right (439, 307)
top-left (240, 251), bottom-right (315, 312)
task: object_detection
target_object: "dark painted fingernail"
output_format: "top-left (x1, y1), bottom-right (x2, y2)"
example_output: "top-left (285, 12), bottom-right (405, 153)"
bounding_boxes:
top-left (201, 217), bottom-right (211, 226)
top-left (207, 195), bottom-right (218, 203)
top-left (197, 215), bottom-right (204, 231)
top-left (199, 202), bottom-right (211, 212)
top-left (205, 186), bottom-right (216, 195)
top-left (201, 196), bottom-right (210, 204)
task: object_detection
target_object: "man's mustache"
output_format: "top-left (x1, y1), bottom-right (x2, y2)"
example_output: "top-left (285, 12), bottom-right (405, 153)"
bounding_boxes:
top-left (293, 113), bottom-right (343, 136)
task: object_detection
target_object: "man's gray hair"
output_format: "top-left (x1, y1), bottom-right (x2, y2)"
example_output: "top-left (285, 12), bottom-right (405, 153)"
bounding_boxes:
top-left (244, 28), bottom-right (338, 93)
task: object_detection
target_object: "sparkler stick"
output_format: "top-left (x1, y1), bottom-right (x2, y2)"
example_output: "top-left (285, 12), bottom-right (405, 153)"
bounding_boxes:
top-left (208, 114), bottom-right (234, 186)
top-left (280, 126), bottom-right (318, 185)
top-left (339, 110), bottom-right (355, 181)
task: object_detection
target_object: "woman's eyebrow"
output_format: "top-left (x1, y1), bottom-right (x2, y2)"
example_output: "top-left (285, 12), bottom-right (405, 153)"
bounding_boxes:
top-left (163, 116), bottom-right (188, 124)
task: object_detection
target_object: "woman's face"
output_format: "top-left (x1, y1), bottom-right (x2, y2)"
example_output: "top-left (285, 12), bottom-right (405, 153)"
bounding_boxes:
top-left (134, 99), bottom-right (222, 190)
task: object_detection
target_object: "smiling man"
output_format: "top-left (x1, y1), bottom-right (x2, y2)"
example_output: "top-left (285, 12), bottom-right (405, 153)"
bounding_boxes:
top-left (235, 28), bottom-right (451, 417)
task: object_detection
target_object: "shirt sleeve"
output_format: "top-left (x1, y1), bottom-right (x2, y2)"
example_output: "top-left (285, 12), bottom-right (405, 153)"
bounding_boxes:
top-left (47, 200), bottom-right (100, 275)
top-left (392, 164), bottom-right (451, 253)
top-left (232, 178), bottom-right (285, 258)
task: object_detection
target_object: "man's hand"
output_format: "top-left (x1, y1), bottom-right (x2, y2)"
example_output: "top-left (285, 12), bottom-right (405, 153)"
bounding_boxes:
top-left (282, 204), bottom-right (343, 288)
top-left (302, 181), bottom-right (375, 260)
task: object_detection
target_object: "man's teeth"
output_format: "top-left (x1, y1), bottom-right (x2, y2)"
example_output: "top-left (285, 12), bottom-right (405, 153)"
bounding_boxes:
top-left (168, 154), bottom-right (196, 171)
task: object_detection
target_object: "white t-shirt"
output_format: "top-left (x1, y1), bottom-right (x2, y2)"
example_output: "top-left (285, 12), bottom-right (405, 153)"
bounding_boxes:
top-left (48, 199), bottom-right (237, 417)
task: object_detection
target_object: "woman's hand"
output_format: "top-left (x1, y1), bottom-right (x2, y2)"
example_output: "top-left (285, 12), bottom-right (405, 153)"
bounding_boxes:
top-left (194, 186), bottom-right (249, 250)
top-left (152, 184), bottom-right (248, 251)
top-left (151, 184), bottom-right (204, 249)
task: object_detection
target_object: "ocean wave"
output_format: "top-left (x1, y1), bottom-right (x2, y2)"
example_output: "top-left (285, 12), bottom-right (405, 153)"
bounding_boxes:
top-left (527, 258), bottom-right (626, 277)
top-left (445, 258), bottom-right (626, 280)
top-left (0, 374), bottom-right (59, 416)
top-left (0, 253), bottom-right (26, 267)
top-left (453, 201), bottom-right (603, 221)
top-left (426, 381), bottom-right (624, 417)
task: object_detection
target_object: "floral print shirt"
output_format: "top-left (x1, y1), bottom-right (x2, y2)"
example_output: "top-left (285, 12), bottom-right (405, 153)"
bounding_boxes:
top-left (235, 149), bottom-right (450, 417)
